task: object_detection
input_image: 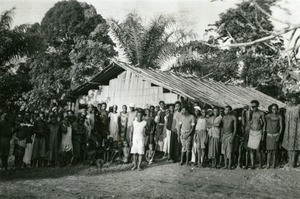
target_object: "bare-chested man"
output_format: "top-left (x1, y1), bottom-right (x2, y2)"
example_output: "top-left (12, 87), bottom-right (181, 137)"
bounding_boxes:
top-left (221, 106), bottom-right (237, 169)
top-left (247, 100), bottom-right (266, 169)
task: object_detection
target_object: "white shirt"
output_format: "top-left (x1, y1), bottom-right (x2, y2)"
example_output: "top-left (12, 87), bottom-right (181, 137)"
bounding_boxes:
top-left (132, 120), bottom-right (147, 140)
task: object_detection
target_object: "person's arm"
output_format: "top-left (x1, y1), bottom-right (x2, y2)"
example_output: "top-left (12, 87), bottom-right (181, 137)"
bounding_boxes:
top-left (145, 151), bottom-right (150, 162)
top-left (150, 151), bottom-right (155, 162)
top-left (213, 117), bottom-right (222, 127)
top-left (276, 115), bottom-right (283, 142)
top-left (261, 112), bottom-right (266, 141)
top-left (186, 116), bottom-right (195, 138)
top-left (130, 123), bottom-right (134, 145)
top-left (232, 116), bottom-right (237, 143)
top-left (143, 125), bottom-right (146, 137)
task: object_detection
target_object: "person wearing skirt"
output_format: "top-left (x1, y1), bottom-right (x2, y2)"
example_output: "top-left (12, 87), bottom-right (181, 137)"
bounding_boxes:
top-left (208, 108), bottom-right (222, 168)
top-left (266, 104), bottom-right (283, 168)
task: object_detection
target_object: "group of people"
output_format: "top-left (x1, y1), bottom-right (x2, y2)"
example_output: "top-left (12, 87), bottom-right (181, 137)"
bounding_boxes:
top-left (0, 93), bottom-right (300, 172)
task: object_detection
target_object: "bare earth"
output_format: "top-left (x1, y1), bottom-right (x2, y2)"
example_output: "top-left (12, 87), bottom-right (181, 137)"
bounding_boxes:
top-left (1, 162), bottom-right (300, 199)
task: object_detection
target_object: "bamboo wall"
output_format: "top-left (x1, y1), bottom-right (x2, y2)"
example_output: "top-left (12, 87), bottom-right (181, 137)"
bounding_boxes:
top-left (78, 71), bottom-right (179, 109)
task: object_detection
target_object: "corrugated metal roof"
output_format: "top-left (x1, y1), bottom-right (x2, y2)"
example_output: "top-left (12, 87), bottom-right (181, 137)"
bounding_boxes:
top-left (71, 59), bottom-right (285, 110)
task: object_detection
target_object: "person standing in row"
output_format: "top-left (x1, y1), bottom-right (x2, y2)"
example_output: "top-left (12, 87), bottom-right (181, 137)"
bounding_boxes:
top-left (119, 105), bottom-right (128, 142)
top-left (247, 100), bottom-right (266, 169)
top-left (178, 106), bottom-right (195, 166)
top-left (155, 101), bottom-right (166, 153)
top-left (130, 111), bottom-right (147, 171)
top-left (99, 103), bottom-right (109, 141)
top-left (208, 107), bottom-right (222, 168)
top-left (172, 101), bottom-right (182, 162)
top-left (46, 115), bottom-right (60, 166)
top-left (282, 94), bottom-right (300, 168)
top-left (265, 103), bottom-right (283, 169)
top-left (194, 108), bottom-right (208, 167)
top-left (108, 105), bottom-right (120, 141)
top-left (163, 105), bottom-right (174, 161)
top-left (32, 113), bottom-right (47, 167)
top-left (127, 103), bottom-right (137, 145)
top-left (221, 106), bottom-right (237, 170)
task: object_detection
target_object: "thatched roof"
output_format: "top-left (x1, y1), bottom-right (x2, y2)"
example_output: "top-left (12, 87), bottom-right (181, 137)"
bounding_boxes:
top-left (71, 59), bottom-right (285, 110)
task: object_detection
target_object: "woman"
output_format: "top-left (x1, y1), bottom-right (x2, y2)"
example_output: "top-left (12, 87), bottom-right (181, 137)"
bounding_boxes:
top-left (282, 93), bottom-right (300, 168)
top-left (265, 104), bottom-right (283, 169)
top-left (119, 105), bottom-right (128, 142)
top-left (108, 105), bottom-right (120, 141)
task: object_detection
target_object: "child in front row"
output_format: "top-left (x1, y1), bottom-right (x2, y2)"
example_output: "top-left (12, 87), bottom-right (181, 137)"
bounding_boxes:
top-left (146, 144), bottom-right (155, 165)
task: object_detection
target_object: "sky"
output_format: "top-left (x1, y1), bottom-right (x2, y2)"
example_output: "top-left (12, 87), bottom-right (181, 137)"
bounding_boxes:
top-left (1, 0), bottom-right (300, 66)
top-left (0, 0), bottom-right (239, 40)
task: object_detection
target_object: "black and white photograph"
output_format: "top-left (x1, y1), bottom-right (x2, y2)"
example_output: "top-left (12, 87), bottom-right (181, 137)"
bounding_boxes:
top-left (1, 0), bottom-right (300, 198)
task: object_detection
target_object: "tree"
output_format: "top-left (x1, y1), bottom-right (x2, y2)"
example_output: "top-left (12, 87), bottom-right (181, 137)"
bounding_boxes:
top-left (26, 1), bottom-right (117, 109)
top-left (0, 9), bottom-right (42, 112)
top-left (198, 0), bottom-right (300, 96)
top-left (172, 39), bottom-right (239, 83)
top-left (110, 12), bottom-right (193, 69)
top-left (176, 0), bottom-right (285, 99)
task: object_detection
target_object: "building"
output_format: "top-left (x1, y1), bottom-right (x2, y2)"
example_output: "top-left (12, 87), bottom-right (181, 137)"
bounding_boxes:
top-left (70, 59), bottom-right (285, 111)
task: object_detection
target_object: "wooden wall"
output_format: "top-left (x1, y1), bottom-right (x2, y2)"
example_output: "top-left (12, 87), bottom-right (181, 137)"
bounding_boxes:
top-left (78, 71), bottom-right (179, 109)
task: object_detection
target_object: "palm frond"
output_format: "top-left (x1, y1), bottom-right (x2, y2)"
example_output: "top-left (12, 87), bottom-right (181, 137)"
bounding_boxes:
top-left (0, 7), bottom-right (15, 30)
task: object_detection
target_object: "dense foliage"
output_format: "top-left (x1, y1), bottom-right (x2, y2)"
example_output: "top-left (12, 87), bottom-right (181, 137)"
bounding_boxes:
top-left (174, 0), bottom-right (285, 99)
top-left (25, 1), bottom-right (117, 109)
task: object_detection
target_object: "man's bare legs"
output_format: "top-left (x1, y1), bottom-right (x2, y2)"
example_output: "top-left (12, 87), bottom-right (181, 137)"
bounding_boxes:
top-left (238, 145), bottom-right (242, 168)
top-left (186, 151), bottom-right (190, 165)
top-left (180, 151), bottom-right (184, 165)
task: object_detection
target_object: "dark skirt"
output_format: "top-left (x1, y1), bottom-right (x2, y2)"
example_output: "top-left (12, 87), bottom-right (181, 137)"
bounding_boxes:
top-left (0, 137), bottom-right (10, 156)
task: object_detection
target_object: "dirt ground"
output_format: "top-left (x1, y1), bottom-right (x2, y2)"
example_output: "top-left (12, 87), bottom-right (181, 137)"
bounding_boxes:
top-left (1, 161), bottom-right (300, 199)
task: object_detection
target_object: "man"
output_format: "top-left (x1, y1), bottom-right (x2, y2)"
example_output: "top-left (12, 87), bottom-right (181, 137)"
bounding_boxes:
top-left (242, 105), bottom-right (251, 169)
top-left (163, 104), bottom-right (174, 161)
top-left (221, 106), bottom-right (237, 169)
top-left (178, 106), bottom-right (195, 166)
top-left (32, 112), bottom-right (47, 167)
top-left (155, 101), bottom-right (166, 153)
top-left (127, 103), bottom-right (137, 145)
top-left (0, 113), bottom-right (13, 171)
top-left (171, 101), bottom-right (182, 162)
top-left (247, 100), bottom-right (266, 169)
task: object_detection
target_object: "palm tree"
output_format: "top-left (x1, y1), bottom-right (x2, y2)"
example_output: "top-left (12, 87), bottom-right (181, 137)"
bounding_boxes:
top-left (109, 12), bottom-right (193, 69)
top-left (0, 8), bottom-right (41, 67)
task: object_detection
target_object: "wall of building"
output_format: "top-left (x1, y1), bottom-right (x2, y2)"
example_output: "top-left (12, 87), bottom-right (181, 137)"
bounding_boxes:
top-left (78, 71), bottom-right (179, 109)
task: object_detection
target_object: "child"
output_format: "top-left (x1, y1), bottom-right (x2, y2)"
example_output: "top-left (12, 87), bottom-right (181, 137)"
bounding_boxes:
top-left (122, 141), bottom-right (130, 163)
top-left (146, 144), bottom-right (156, 165)
top-left (130, 111), bottom-right (147, 171)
